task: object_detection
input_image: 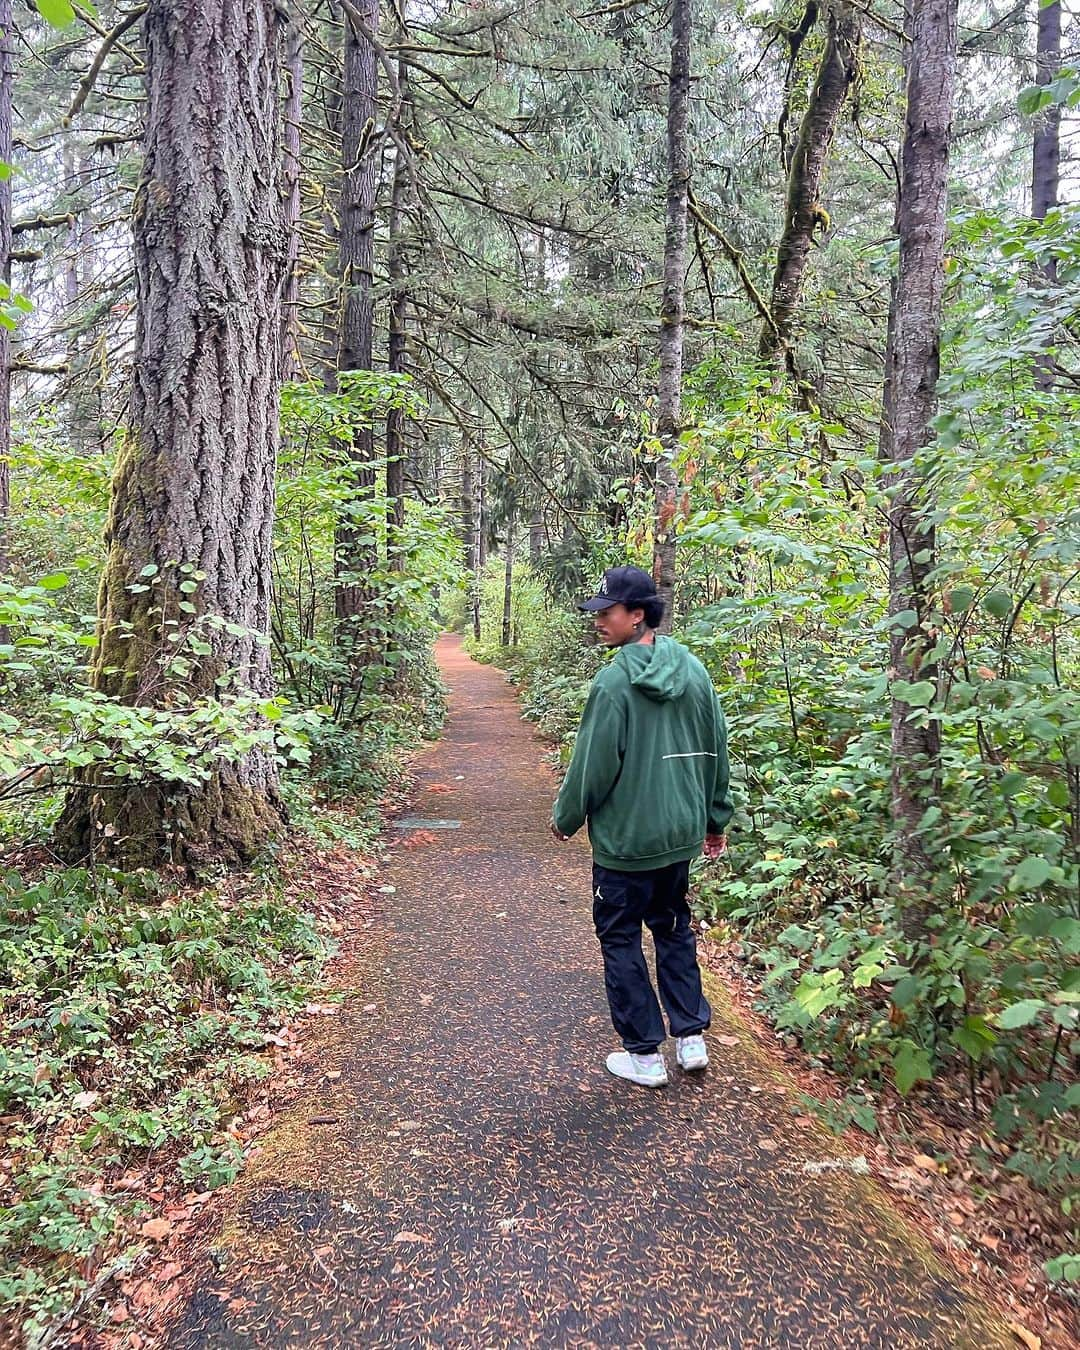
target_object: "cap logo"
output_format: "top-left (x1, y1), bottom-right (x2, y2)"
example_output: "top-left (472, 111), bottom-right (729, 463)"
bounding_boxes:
top-left (599, 575), bottom-right (608, 594)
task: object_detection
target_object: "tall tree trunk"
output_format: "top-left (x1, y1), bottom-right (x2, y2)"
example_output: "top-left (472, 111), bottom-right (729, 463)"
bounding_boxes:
top-left (1031, 0), bottom-right (1060, 390)
top-left (460, 443), bottom-right (480, 639)
top-left (501, 509), bottom-right (514, 647)
top-left (61, 147), bottom-right (98, 455)
top-left (1030, 0), bottom-right (1060, 237)
top-left (334, 0), bottom-right (379, 645)
top-left (476, 446), bottom-right (487, 569)
top-left (653, 0), bottom-right (691, 635)
top-left (878, 0), bottom-right (957, 937)
top-left (385, 23), bottom-right (412, 561)
top-left (760, 0), bottom-right (860, 377)
top-left (55, 0), bottom-right (287, 869)
top-left (0, 0), bottom-right (12, 584)
top-left (281, 4), bottom-right (303, 381)
top-left (529, 508), bottom-right (544, 564)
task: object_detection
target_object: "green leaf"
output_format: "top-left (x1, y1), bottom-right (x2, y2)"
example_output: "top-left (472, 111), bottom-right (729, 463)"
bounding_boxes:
top-left (1016, 903), bottom-right (1058, 938)
top-left (1044, 1253), bottom-right (1080, 1285)
top-left (1048, 917), bottom-right (1080, 954)
top-left (890, 975), bottom-right (921, 1008)
top-left (981, 590), bottom-right (1013, 619)
top-left (951, 1015), bottom-right (997, 1062)
top-left (1008, 856), bottom-right (1052, 891)
top-left (38, 572), bottom-right (69, 591)
top-left (1047, 779), bottom-right (1070, 809)
top-left (1018, 84), bottom-right (1054, 116)
top-left (36, 0), bottom-right (77, 27)
top-left (892, 1042), bottom-right (933, 1096)
top-left (997, 999), bottom-right (1047, 1029)
top-left (893, 679), bottom-right (935, 707)
top-left (947, 586), bottom-right (974, 612)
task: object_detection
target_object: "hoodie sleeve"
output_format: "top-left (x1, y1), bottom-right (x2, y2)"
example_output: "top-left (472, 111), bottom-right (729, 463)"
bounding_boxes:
top-left (552, 681), bottom-right (626, 838)
top-left (707, 700), bottom-right (734, 834)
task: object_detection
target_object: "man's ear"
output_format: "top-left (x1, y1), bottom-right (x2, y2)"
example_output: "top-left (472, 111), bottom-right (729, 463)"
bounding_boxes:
top-left (629, 607), bottom-right (645, 626)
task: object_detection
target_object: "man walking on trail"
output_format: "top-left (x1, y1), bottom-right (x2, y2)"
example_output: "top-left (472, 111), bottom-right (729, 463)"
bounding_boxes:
top-left (551, 565), bottom-right (733, 1088)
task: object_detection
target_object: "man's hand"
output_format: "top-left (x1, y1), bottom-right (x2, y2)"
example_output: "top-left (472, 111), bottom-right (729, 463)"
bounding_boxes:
top-left (703, 833), bottom-right (728, 859)
top-left (551, 820), bottom-right (570, 842)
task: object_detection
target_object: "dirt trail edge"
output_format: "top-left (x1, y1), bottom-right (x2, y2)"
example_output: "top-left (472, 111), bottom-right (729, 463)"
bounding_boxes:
top-left (170, 636), bottom-right (1015, 1349)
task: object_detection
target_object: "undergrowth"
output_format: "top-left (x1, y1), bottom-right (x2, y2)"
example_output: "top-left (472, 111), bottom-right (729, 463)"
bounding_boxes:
top-left (0, 864), bottom-right (326, 1345)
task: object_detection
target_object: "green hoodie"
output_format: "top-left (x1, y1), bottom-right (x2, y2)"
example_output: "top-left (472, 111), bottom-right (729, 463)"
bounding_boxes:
top-left (553, 635), bottom-right (733, 871)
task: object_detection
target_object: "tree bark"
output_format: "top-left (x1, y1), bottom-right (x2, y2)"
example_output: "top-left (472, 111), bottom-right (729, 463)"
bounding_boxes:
top-left (878, 0), bottom-right (957, 937)
top-left (653, 0), bottom-right (691, 635)
top-left (529, 508), bottom-right (544, 564)
top-left (385, 22), bottom-right (412, 558)
top-left (501, 509), bottom-right (514, 647)
top-left (0, 0), bottom-right (13, 584)
top-left (55, 0), bottom-right (287, 869)
top-left (476, 446), bottom-right (487, 569)
top-left (334, 0), bottom-right (380, 639)
top-left (460, 443), bottom-right (480, 639)
top-left (1030, 0), bottom-right (1060, 390)
top-left (282, 4), bottom-right (303, 381)
top-left (1030, 0), bottom-right (1060, 236)
top-left (760, 0), bottom-right (861, 374)
top-left (60, 147), bottom-right (99, 456)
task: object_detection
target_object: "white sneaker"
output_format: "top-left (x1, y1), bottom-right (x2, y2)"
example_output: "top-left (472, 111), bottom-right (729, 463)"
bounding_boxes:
top-left (676, 1034), bottom-right (709, 1071)
top-left (606, 1050), bottom-right (669, 1088)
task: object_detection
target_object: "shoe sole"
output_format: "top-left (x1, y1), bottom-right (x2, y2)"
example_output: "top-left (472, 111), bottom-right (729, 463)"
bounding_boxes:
top-left (678, 1058), bottom-right (708, 1071)
top-left (605, 1065), bottom-right (668, 1088)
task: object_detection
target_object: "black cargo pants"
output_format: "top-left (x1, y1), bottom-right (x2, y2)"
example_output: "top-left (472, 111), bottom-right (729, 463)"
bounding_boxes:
top-left (591, 859), bottom-right (711, 1055)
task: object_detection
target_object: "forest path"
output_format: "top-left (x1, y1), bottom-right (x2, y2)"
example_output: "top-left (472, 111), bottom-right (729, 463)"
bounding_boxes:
top-left (171, 635), bottom-right (1014, 1349)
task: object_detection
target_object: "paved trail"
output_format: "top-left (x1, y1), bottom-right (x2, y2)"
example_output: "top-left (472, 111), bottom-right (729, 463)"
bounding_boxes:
top-left (172, 636), bottom-right (1013, 1349)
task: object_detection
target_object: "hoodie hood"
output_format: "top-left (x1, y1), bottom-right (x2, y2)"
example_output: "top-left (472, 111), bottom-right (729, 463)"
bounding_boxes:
top-left (618, 635), bottom-right (691, 702)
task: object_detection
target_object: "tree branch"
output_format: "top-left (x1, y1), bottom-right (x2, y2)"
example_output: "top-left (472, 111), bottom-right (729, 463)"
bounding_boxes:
top-left (63, 5), bottom-right (147, 127)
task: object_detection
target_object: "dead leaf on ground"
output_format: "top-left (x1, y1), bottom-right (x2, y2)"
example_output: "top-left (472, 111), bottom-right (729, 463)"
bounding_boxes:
top-left (1007, 1323), bottom-right (1041, 1350)
top-left (716, 1035), bottom-right (740, 1047)
top-left (139, 1217), bottom-right (171, 1241)
top-left (392, 1231), bottom-right (433, 1244)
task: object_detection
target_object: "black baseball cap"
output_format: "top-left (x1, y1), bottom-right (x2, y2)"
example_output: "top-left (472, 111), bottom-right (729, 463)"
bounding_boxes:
top-left (578, 565), bottom-right (658, 612)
